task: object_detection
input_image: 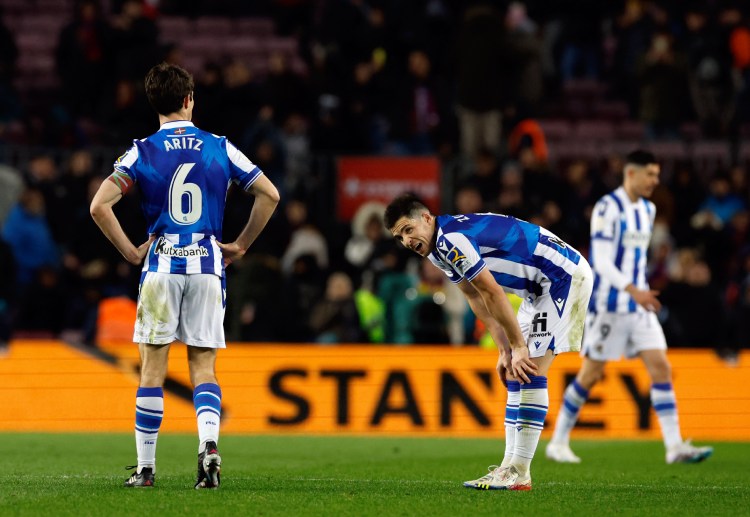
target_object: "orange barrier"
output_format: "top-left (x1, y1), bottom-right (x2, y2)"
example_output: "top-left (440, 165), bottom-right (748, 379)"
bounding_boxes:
top-left (1, 340), bottom-right (748, 440)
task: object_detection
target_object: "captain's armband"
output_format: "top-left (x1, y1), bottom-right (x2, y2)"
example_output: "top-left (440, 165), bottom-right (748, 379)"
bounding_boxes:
top-left (107, 170), bottom-right (134, 192)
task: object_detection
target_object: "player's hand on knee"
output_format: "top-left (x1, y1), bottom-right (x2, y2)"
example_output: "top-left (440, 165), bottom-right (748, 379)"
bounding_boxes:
top-left (510, 346), bottom-right (538, 384)
top-left (496, 351), bottom-right (512, 386)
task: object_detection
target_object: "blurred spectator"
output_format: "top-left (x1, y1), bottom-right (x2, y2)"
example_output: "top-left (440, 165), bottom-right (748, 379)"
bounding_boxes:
top-left (192, 62), bottom-right (225, 132)
top-left (496, 161), bottom-right (526, 218)
top-left (225, 253), bottom-right (284, 342)
top-left (344, 201), bottom-right (388, 271)
top-left (461, 147), bottom-right (501, 207)
top-left (1, 187), bottom-right (60, 288)
top-left (692, 172), bottom-right (746, 229)
top-left (637, 32), bottom-right (689, 140)
top-left (504, 2), bottom-right (544, 113)
top-left (282, 253), bottom-right (326, 341)
top-left (220, 58), bottom-right (262, 143)
top-left (309, 271), bottom-right (364, 343)
top-left (111, 0), bottom-right (160, 80)
top-left (661, 258), bottom-right (726, 349)
top-left (453, 2), bottom-right (508, 158)
top-left (453, 183), bottom-right (483, 214)
top-left (261, 51), bottom-right (310, 125)
top-left (25, 154), bottom-right (68, 243)
top-left (681, 5), bottom-right (737, 138)
top-left (280, 198), bottom-right (328, 276)
top-left (55, 0), bottom-right (115, 120)
top-left (386, 49), bottom-right (445, 155)
top-left (0, 164), bottom-right (23, 228)
top-left (558, 0), bottom-right (604, 81)
top-left (103, 78), bottom-right (155, 145)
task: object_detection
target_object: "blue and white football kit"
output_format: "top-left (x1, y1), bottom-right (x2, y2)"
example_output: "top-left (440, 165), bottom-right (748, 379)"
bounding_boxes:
top-left (113, 120), bottom-right (263, 348)
top-left (428, 213), bottom-right (593, 357)
top-left (584, 186), bottom-right (667, 360)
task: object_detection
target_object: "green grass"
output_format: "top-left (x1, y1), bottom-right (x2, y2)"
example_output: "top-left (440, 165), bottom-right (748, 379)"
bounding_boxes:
top-left (0, 434), bottom-right (748, 517)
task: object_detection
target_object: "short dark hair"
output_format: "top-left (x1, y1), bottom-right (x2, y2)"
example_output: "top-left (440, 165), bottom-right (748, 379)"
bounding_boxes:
top-left (625, 149), bottom-right (657, 167)
top-left (384, 193), bottom-right (428, 230)
top-left (145, 62), bottom-right (194, 116)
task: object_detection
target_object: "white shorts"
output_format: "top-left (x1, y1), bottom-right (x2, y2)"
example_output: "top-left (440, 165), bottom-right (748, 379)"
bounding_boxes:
top-left (581, 311), bottom-right (667, 361)
top-left (518, 257), bottom-right (593, 358)
top-left (133, 272), bottom-right (226, 348)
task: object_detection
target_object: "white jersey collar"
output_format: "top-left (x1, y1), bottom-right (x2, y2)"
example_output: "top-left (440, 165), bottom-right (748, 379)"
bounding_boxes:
top-left (160, 120), bottom-right (195, 131)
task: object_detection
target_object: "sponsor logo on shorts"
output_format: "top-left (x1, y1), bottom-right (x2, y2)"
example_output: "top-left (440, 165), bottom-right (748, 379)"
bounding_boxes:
top-left (154, 236), bottom-right (209, 257)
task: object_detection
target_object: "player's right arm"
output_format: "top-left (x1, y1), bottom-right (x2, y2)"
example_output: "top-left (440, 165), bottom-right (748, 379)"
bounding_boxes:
top-left (90, 177), bottom-right (154, 265)
top-left (590, 198), bottom-right (661, 311)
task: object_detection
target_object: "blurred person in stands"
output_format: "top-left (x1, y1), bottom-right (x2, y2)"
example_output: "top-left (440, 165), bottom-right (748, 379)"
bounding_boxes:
top-left (56, 0), bottom-right (115, 119)
top-left (660, 257), bottom-right (725, 350)
top-left (547, 150), bottom-right (713, 465)
top-left (453, 1), bottom-right (509, 158)
top-left (637, 31), bottom-right (689, 141)
top-left (90, 62), bottom-right (279, 489)
top-left (385, 193), bottom-right (593, 491)
top-left (681, 4), bottom-right (737, 138)
top-left (309, 271), bottom-right (364, 343)
top-left (111, 0), bottom-right (159, 80)
top-left (2, 186), bottom-right (59, 290)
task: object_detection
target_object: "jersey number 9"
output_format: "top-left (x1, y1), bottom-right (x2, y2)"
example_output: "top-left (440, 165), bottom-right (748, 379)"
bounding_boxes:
top-left (169, 163), bottom-right (202, 225)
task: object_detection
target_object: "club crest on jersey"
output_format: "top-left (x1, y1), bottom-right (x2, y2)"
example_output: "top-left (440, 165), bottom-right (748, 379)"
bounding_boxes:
top-left (153, 236), bottom-right (209, 257)
top-left (164, 136), bottom-right (203, 152)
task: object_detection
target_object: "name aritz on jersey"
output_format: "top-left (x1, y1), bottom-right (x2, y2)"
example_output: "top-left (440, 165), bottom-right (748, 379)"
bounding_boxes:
top-left (164, 136), bottom-right (203, 152)
top-left (154, 236), bottom-right (209, 257)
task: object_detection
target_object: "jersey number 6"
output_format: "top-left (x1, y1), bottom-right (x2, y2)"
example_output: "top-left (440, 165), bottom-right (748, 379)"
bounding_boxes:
top-left (169, 163), bottom-right (202, 225)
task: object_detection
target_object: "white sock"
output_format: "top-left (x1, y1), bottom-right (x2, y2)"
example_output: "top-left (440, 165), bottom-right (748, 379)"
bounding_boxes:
top-left (512, 376), bottom-right (548, 475)
top-left (135, 387), bottom-right (163, 472)
top-left (501, 381), bottom-right (521, 467)
top-left (551, 379), bottom-right (589, 445)
top-left (651, 383), bottom-right (682, 449)
top-left (194, 383), bottom-right (222, 452)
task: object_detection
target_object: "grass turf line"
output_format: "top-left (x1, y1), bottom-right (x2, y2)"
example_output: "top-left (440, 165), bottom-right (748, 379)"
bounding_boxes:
top-left (0, 433), bottom-right (748, 516)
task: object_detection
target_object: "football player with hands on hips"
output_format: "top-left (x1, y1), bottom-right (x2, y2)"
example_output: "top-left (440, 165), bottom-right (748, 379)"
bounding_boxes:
top-left (546, 150), bottom-right (713, 465)
top-left (90, 63), bottom-right (280, 488)
top-left (385, 194), bottom-right (593, 491)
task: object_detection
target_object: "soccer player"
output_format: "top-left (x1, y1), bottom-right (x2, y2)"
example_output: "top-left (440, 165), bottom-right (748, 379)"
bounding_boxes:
top-left (546, 150), bottom-right (713, 465)
top-left (384, 194), bottom-right (593, 491)
top-left (90, 63), bottom-right (280, 488)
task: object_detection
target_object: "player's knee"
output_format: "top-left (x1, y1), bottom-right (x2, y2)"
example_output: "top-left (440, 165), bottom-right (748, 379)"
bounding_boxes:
top-left (650, 360), bottom-right (672, 382)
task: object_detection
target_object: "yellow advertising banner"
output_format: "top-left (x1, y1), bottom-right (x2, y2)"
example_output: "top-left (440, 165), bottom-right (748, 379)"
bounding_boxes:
top-left (1, 340), bottom-right (748, 440)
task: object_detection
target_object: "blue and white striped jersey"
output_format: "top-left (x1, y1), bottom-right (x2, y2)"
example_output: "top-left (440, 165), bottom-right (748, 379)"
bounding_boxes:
top-left (589, 186), bottom-right (655, 314)
top-left (113, 120), bottom-right (263, 277)
top-left (428, 213), bottom-right (582, 316)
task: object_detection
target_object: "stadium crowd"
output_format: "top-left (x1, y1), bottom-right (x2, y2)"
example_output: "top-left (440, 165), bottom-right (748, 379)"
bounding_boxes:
top-left (0, 0), bottom-right (748, 360)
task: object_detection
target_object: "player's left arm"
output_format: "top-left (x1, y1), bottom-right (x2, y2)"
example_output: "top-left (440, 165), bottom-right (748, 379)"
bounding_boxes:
top-left (218, 174), bottom-right (280, 266)
top-left (90, 178), bottom-right (154, 265)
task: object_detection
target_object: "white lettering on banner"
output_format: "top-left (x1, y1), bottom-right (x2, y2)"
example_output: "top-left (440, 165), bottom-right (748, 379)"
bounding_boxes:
top-left (343, 178), bottom-right (439, 198)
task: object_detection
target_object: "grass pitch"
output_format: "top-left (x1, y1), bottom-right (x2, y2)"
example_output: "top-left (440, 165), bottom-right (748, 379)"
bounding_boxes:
top-left (0, 433), bottom-right (747, 517)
